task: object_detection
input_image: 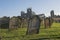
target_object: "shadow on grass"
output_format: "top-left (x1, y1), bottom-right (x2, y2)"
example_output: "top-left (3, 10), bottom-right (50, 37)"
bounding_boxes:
top-left (30, 37), bottom-right (60, 40)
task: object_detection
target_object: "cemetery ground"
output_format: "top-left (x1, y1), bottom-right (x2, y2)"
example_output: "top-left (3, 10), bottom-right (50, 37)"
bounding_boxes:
top-left (0, 22), bottom-right (60, 40)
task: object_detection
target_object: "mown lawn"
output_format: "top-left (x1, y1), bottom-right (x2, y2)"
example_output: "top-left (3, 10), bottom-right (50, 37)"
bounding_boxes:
top-left (0, 22), bottom-right (60, 40)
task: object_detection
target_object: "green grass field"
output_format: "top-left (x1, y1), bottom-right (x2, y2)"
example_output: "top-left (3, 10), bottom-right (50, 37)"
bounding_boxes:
top-left (0, 22), bottom-right (60, 40)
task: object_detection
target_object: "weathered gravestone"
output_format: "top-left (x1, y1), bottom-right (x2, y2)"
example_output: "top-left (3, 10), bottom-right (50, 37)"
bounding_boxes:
top-left (49, 17), bottom-right (53, 27)
top-left (26, 15), bottom-right (41, 35)
top-left (44, 17), bottom-right (53, 28)
top-left (9, 16), bottom-right (19, 29)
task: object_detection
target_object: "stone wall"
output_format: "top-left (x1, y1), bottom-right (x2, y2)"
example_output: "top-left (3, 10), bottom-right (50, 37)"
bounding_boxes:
top-left (0, 16), bottom-right (10, 29)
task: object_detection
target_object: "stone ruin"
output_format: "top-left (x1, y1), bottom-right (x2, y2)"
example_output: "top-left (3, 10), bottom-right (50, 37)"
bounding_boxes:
top-left (26, 15), bottom-right (41, 35)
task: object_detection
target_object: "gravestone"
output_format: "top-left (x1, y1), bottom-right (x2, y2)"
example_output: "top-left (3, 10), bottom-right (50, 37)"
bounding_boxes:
top-left (44, 18), bottom-right (49, 28)
top-left (26, 15), bottom-right (41, 35)
top-left (49, 17), bottom-right (53, 28)
top-left (9, 16), bottom-right (19, 29)
top-left (44, 17), bottom-right (53, 28)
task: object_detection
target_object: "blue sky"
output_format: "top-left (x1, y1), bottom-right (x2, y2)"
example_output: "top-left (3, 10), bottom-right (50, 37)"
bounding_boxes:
top-left (0, 0), bottom-right (60, 17)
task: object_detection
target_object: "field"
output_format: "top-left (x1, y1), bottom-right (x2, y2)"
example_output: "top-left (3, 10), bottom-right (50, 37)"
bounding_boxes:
top-left (0, 22), bottom-right (60, 40)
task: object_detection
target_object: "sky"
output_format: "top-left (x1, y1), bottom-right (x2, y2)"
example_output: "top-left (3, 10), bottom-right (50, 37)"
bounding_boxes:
top-left (0, 0), bottom-right (60, 17)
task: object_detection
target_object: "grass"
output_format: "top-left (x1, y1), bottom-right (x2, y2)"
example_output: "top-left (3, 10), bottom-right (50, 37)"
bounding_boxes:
top-left (0, 22), bottom-right (60, 40)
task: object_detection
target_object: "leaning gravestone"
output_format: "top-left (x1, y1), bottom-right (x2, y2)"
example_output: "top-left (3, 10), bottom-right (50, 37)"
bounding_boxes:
top-left (26, 15), bottom-right (41, 35)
